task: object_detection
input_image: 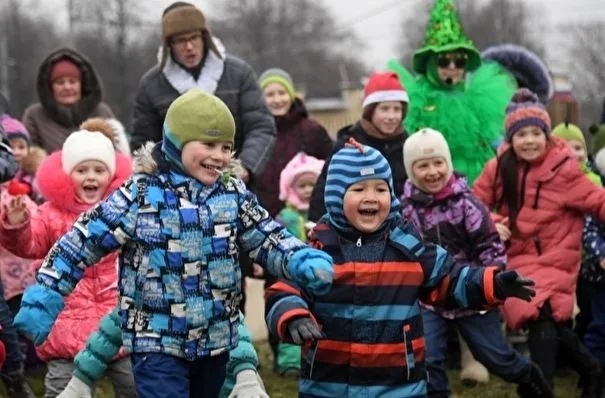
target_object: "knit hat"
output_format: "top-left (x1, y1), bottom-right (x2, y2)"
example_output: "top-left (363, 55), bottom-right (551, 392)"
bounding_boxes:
top-left (279, 152), bottom-right (324, 211)
top-left (160, 2), bottom-right (221, 70)
top-left (325, 139), bottom-right (400, 232)
top-left (552, 122), bottom-right (586, 150)
top-left (50, 59), bottom-right (81, 83)
top-left (62, 131), bottom-right (116, 176)
top-left (403, 128), bottom-right (453, 188)
top-left (0, 116), bottom-right (30, 144)
top-left (362, 72), bottom-right (409, 109)
top-left (505, 88), bottom-right (551, 141)
top-left (259, 68), bottom-right (296, 101)
top-left (162, 89), bottom-right (235, 169)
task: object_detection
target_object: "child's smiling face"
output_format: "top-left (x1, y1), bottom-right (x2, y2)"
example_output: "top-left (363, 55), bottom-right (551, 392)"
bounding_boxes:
top-left (70, 160), bottom-right (111, 204)
top-left (292, 172), bottom-right (318, 205)
top-left (412, 157), bottom-right (449, 194)
top-left (567, 139), bottom-right (587, 164)
top-left (9, 138), bottom-right (28, 162)
top-left (181, 140), bottom-right (232, 185)
top-left (343, 179), bottom-right (391, 234)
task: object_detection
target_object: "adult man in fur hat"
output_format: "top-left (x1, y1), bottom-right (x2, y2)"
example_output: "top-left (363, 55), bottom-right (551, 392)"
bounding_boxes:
top-left (130, 1), bottom-right (275, 183)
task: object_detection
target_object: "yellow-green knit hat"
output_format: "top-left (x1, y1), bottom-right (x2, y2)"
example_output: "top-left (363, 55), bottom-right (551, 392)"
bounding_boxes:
top-left (552, 122), bottom-right (586, 150)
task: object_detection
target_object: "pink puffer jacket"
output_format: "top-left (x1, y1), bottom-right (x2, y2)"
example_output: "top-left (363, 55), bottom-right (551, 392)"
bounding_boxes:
top-left (473, 137), bottom-right (605, 330)
top-left (0, 151), bottom-right (132, 360)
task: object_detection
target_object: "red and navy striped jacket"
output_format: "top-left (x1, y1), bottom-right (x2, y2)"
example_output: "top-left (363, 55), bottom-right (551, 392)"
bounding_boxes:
top-left (265, 218), bottom-right (501, 398)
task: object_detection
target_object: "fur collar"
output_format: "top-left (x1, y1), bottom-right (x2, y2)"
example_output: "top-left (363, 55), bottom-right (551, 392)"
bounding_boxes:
top-left (36, 151), bottom-right (132, 214)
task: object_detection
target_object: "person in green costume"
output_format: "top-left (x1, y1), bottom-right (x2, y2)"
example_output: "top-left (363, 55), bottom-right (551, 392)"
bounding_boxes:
top-left (388, 0), bottom-right (517, 391)
top-left (388, 0), bottom-right (517, 186)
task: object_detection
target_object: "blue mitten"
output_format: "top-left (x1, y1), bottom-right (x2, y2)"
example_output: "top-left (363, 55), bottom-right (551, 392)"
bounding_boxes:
top-left (287, 248), bottom-right (334, 296)
top-left (14, 284), bottom-right (64, 346)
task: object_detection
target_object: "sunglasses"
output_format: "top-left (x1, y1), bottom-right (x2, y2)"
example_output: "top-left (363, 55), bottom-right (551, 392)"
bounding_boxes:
top-left (437, 54), bottom-right (467, 69)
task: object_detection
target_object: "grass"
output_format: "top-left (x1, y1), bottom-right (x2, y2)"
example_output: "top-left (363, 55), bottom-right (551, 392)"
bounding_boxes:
top-left (0, 341), bottom-right (580, 397)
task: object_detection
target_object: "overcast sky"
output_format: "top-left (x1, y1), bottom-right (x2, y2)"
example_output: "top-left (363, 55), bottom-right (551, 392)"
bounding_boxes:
top-left (38, 0), bottom-right (605, 73)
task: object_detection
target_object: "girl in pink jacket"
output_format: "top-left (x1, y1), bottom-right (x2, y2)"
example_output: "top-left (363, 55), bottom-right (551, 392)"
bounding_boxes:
top-left (473, 88), bottom-right (605, 396)
top-left (0, 130), bottom-right (134, 398)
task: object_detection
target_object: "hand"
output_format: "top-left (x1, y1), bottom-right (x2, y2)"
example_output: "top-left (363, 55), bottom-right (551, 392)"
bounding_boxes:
top-left (494, 270), bottom-right (535, 302)
top-left (287, 317), bottom-right (324, 345)
top-left (600, 259), bottom-right (605, 271)
top-left (3, 195), bottom-right (27, 225)
top-left (57, 376), bottom-right (92, 398)
top-left (228, 369), bottom-right (268, 398)
top-left (252, 263), bottom-right (264, 278)
top-left (287, 248), bottom-right (334, 296)
top-left (495, 217), bottom-right (511, 241)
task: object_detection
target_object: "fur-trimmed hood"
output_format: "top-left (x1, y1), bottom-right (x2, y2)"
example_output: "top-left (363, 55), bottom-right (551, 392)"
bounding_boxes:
top-left (133, 142), bottom-right (243, 182)
top-left (36, 150), bottom-right (132, 213)
top-left (36, 48), bottom-right (105, 128)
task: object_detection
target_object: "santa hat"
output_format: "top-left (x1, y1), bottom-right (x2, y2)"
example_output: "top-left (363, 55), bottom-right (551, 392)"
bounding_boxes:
top-left (362, 72), bottom-right (409, 109)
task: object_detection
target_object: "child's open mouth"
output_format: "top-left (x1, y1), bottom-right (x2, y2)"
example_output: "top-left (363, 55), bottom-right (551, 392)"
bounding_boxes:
top-left (358, 208), bottom-right (379, 217)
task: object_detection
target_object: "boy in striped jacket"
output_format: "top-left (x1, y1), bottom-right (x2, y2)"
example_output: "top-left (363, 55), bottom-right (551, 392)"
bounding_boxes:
top-left (266, 139), bottom-right (536, 398)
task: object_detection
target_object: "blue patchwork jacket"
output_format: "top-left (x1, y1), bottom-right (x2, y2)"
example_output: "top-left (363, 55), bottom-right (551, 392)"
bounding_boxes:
top-left (35, 144), bottom-right (308, 360)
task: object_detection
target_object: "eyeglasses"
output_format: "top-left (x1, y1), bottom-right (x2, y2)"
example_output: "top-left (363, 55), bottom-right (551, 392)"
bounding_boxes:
top-left (171, 33), bottom-right (203, 48)
top-left (437, 54), bottom-right (467, 69)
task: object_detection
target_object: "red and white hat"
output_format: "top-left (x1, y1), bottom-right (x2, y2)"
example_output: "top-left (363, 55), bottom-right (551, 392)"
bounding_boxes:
top-left (362, 72), bottom-right (409, 109)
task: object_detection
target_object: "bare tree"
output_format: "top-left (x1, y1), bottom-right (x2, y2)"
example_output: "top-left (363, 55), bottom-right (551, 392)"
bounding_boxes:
top-left (397, 0), bottom-right (543, 69)
top-left (0, 0), bottom-right (63, 115)
top-left (565, 22), bottom-right (605, 130)
top-left (210, 0), bottom-right (367, 97)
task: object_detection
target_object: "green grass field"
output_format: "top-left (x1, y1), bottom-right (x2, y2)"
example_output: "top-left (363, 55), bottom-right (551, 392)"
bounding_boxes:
top-left (0, 341), bottom-right (579, 397)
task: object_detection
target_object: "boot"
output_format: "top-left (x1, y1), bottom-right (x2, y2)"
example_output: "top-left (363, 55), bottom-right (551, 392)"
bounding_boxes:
top-left (1, 372), bottom-right (35, 398)
top-left (458, 332), bottom-right (489, 386)
top-left (557, 324), bottom-right (601, 398)
top-left (517, 362), bottom-right (554, 398)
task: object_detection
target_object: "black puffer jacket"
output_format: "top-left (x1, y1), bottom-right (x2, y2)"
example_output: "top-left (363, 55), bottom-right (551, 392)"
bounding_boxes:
top-left (308, 122), bottom-right (408, 222)
top-left (130, 54), bottom-right (275, 178)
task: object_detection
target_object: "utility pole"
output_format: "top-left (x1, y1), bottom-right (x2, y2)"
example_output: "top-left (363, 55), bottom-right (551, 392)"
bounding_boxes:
top-left (0, 37), bottom-right (10, 103)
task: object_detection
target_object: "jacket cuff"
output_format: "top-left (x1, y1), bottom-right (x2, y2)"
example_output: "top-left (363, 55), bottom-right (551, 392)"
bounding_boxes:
top-left (483, 266), bottom-right (504, 306)
top-left (73, 369), bottom-right (95, 387)
top-left (232, 362), bottom-right (257, 377)
top-left (277, 309), bottom-right (317, 340)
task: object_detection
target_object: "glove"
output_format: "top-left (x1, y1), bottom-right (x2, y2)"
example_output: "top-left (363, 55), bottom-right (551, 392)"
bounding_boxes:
top-left (57, 376), bottom-right (92, 398)
top-left (14, 284), bottom-right (64, 346)
top-left (494, 270), bottom-right (535, 302)
top-left (287, 248), bottom-right (334, 296)
top-left (228, 369), bottom-right (269, 398)
top-left (287, 316), bottom-right (324, 345)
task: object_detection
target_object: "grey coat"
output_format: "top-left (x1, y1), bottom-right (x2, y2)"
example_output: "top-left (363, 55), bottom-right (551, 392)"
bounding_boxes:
top-left (130, 55), bottom-right (276, 178)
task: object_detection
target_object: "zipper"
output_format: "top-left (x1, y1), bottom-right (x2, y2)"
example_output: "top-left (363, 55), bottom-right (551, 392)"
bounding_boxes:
top-left (533, 182), bottom-right (543, 209)
top-left (533, 237), bottom-right (542, 255)
top-left (309, 341), bottom-right (319, 379)
top-left (519, 163), bottom-right (530, 209)
top-left (356, 237), bottom-right (362, 247)
top-left (403, 327), bottom-right (410, 380)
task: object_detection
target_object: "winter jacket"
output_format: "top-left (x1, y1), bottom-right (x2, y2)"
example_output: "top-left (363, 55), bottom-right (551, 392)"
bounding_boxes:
top-left (73, 306), bottom-right (259, 398)
top-left (0, 138), bottom-right (18, 183)
top-left (0, 188), bottom-right (36, 301)
top-left (256, 99), bottom-right (331, 216)
top-left (22, 48), bottom-right (114, 154)
top-left (30, 143), bottom-right (311, 361)
top-left (308, 122), bottom-right (408, 222)
top-left (0, 150), bottom-right (132, 360)
top-left (266, 217), bottom-right (501, 398)
top-left (401, 174), bottom-right (506, 319)
top-left (582, 215), bottom-right (605, 286)
top-left (473, 137), bottom-right (605, 330)
top-left (130, 46), bottom-right (276, 178)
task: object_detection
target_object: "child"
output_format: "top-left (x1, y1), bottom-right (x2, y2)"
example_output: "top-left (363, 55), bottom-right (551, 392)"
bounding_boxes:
top-left (0, 130), bottom-right (135, 398)
top-left (266, 139), bottom-right (538, 398)
top-left (552, 122), bottom-right (601, 186)
top-left (308, 71), bottom-right (409, 222)
top-left (473, 88), bottom-right (605, 395)
top-left (268, 152), bottom-right (324, 376)
top-left (0, 116), bottom-right (46, 203)
top-left (12, 90), bottom-right (333, 398)
top-left (57, 309), bottom-right (268, 398)
top-left (401, 128), bottom-right (551, 398)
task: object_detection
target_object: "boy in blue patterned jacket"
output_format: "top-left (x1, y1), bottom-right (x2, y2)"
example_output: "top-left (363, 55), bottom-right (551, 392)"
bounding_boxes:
top-left (266, 139), bottom-right (537, 398)
top-left (13, 90), bottom-right (334, 398)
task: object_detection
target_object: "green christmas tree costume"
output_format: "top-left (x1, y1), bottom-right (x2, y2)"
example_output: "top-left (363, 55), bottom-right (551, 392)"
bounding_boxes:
top-left (388, 0), bottom-right (517, 184)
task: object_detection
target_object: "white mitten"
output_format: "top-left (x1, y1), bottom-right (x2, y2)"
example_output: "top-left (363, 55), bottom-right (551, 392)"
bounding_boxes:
top-left (228, 369), bottom-right (269, 398)
top-left (56, 376), bottom-right (93, 398)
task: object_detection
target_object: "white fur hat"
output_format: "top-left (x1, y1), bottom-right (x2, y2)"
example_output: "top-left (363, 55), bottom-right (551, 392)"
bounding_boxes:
top-left (62, 131), bottom-right (116, 176)
top-left (403, 128), bottom-right (453, 187)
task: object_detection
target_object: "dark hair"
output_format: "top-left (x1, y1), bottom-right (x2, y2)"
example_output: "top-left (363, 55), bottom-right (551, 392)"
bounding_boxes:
top-left (362, 102), bottom-right (408, 123)
top-left (496, 148), bottom-right (521, 233)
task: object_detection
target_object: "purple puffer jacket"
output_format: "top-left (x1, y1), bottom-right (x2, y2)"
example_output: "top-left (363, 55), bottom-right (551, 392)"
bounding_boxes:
top-left (401, 173), bottom-right (506, 318)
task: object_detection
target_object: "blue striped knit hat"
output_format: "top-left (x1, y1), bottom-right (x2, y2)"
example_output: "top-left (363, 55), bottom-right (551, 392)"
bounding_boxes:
top-left (325, 139), bottom-right (400, 232)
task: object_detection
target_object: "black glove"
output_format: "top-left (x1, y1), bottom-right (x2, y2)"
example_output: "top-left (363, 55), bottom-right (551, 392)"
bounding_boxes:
top-left (287, 317), bottom-right (324, 345)
top-left (494, 270), bottom-right (536, 302)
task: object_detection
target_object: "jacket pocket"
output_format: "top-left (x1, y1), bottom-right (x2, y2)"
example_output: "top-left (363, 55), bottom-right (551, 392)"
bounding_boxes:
top-left (403, 324), bottom-right (415, 380)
